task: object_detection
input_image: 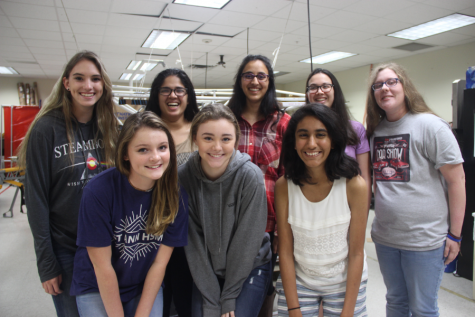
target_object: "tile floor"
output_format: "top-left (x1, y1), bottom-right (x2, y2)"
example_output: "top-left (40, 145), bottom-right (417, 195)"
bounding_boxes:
top-left (0, 185), bottom-right (474, 316)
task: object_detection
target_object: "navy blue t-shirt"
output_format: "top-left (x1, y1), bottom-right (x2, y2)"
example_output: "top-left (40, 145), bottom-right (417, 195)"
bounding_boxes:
top-left (70, 167), bottom-right (188, 302)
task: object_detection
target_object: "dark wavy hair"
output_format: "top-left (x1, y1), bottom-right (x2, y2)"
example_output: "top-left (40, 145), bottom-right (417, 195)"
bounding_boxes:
top-left (228, 55), bottom-right (282, 122)
top-left (146, 68), bottom-right (199, 122)
top-left (305, 68), bottom-right (358, 146)
top-left (281, 103), bottom-right (360, 186)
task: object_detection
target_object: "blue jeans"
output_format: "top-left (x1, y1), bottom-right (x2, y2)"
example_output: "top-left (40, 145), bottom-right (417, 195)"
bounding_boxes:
top-left (51, 241), bottom-right (79, 317)
top-left (76, 287), bottom-right (163, 317)
top-left (375, 242), bottom-right (446, 317)
top-left (192, 261), bottom-right (272, 317)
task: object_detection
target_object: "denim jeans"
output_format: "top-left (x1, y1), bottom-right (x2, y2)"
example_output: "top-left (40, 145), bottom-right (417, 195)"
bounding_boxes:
top-left (76, 287), bottom-right (163, 317)
top-left (375, 242), bottom-right (445, 317)
top-left (51, 241), bottom-right (79, 317)
top-left (191, 261), bottom-right (272, 317)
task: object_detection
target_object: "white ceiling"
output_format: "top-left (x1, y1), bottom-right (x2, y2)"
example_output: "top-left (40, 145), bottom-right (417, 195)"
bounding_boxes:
top-left (1, 0), bottom-right (475, 88)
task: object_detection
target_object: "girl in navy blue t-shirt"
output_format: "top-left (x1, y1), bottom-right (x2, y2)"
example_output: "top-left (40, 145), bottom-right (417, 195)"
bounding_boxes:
top-left (71, 111), bottom-right (188, 317)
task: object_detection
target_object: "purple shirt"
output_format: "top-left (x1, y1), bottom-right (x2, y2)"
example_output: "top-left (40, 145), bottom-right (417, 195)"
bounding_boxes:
top-left (345, 120), bottom-right (370, 159)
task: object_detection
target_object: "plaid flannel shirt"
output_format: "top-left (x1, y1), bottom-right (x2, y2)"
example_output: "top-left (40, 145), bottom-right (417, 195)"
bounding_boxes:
top-left (238, 111), bottom-right (291, 232)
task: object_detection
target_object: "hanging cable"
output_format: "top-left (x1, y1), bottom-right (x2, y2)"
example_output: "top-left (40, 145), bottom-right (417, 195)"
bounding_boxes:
top-left (272, 0), bottom-right (295, 69)
top-left (307, 0), bottom-right (313, 72)
top-left (60, 0), bottom-right (80, 51)
top-left (166, 7), bottom-right (185, 72)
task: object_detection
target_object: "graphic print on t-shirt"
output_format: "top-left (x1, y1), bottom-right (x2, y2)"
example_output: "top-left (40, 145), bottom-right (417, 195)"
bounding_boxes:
top-left (114, 204), bottom-right (163, 266)
top-left (373, 134), bottom-right (410, 182)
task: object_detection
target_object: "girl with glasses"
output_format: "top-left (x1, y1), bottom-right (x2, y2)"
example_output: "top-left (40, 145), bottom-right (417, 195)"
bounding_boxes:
top-left (146, 68), bottom-right (199, 317)
top-left (228, 55), bottom-right (291, 316)
top-left (305, 68), bottom-right (372, 209)
top-left (18, 50), bottom-right (118, 317)
top-left (366, 63), bottom-right (465, 316)
top-left (71, 111), bottom-right (188, 317)
top-left (179, 103), bottom-right (272, 317)
top-left (275, 104), bottom-right (368, 316)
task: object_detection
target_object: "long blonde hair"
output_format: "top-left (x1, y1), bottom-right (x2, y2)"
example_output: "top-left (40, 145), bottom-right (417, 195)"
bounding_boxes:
top-left (17, 50), bottom-right (118, 168)
top-left (116, 111), bottom-right (179, 236)
top-left (366, 62), bottom-right (436, 137)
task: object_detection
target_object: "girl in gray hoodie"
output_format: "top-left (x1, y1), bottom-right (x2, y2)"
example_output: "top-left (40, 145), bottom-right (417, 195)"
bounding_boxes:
top-left (178, 103), bottom-right (272, 317)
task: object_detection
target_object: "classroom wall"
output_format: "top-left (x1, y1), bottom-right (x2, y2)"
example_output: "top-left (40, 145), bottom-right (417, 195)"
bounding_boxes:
top-left (0, 77), bottom-right (57, 107)
top-left (281, 41), bottom-right (475, 123)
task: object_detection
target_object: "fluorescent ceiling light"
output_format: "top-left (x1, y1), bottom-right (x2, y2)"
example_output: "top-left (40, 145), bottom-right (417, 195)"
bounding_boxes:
top-left (173, 0), bottom-right (230, 9)
top-left (133, 74), bottom-right (144, 81)
top-left (120, 73), bottom-right (133, 80)
top-left (127, 61), bottom-right (141, 70)
top-left (140, 63), bottom-right (157, 71)
top-left (299, 51), bottom-right (357, 64)
top-left (388, 14), bottom-right (475, 40)
top-left (0, 66), bottom-right (19, 74)
top-left (142, 30), bottom-right (190, 49)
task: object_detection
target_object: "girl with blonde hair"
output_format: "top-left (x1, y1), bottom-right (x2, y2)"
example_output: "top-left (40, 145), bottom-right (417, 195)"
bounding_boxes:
top-left (18, 50), bottom-right (118, 316)
top-left (366, 62), bottom-right (465, 316)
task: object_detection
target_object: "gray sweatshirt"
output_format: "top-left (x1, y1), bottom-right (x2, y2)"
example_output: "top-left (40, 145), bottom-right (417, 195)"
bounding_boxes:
top-left (178, 150), bottom-right (271, 316)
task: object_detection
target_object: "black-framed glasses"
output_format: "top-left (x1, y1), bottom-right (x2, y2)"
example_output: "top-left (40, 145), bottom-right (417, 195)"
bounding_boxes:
top-left (241, 72), bottom-right (269, 82)
top-left (306, 84), bottom-right (334, 93)
top-left (159, 87), bottom-right (188, 96)
top-left (372, 78), bottom-right (399, 91)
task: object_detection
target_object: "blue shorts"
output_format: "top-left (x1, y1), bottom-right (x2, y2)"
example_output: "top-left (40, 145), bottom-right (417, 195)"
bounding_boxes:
top-left (276, 276), bottom-right (367, 316)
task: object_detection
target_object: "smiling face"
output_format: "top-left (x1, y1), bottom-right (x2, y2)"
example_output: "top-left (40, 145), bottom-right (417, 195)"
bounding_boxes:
top-left (306, 72), bottom-right (334, 108)
top-left (295, 116), bottom-right (332, 172)
top-left (194, 118), bottom-right (236, 181)
top-left (158, 75), bottom-right (189, 123)
top-left (63, 59), bottom-right (103, 117)
top-left (125, 127), bottom-right (170, 191)
top-left (373, 68), bottom-right (407, 121)
top-left (241, 60), bottom-right (269, 108)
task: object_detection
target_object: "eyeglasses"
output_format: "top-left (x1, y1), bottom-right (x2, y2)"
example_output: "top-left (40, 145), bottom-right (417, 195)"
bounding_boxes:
top-left (159, 87), bottom-right (187, 96)
top-left (241, 72), bottom-right (269, 82)
top-left (372, 78), bottom-right (399, 91)
top-left (306, 84), bottom-right (334, 93)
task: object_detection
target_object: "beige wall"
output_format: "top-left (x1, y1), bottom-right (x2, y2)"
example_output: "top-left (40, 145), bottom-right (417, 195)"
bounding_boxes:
top-left (0, 77), bottom-right (57, 106)
top-left (282, 41), bottom-right (475, 123)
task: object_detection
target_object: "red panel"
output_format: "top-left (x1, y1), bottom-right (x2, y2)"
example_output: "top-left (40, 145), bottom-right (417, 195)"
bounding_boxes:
top-left (3, 106), bottom-right (40, 167)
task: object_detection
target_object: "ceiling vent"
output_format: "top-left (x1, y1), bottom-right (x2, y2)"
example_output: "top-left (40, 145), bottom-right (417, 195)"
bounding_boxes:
top-left (188, 64), bottom-right (216, 69)
top-left (274, 71), bottom-right (290, 77)
top-left (392, 43), bottom-right (434, 52)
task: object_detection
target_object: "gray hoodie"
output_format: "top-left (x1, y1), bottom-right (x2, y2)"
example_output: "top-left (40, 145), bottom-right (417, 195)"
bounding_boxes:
top-left (178, 150), bottom-right (271, 316)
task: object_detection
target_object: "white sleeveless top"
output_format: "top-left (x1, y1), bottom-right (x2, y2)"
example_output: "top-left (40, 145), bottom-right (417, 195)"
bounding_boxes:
top-left (288, 177), bottom-right (368, 291)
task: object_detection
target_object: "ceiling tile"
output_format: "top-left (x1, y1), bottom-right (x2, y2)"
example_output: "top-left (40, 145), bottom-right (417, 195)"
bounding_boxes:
top-left (224, 0), bottom-right (290, 16)
top-left (17, 29), bottom-right (62, 41)
top-left (197, 24), bottom-right (243, 37)
top-left (345, 0), bottom-right (415, 18)
top-left (104, 26), bottom-right (150, 39)
top-left (207, 11), bottom-right (267, 28)
top-left (24, 39), bottom-right (64, 49)
top-left (0, 36), bottom-right (26, 46)
top-left (0, 2), bottom-right (57, 20)
top-left (3, 52), bottom-right (35, 60)
top-left (69, 23), bottom-right (106, 36)
top-left (0, 15), bottom-right (13, 27)
top-left (420, 0), bottom-right (475, 11)
top-left (316, 11), bottom-right (377, 29)
top-left (311, 38), bottom-right (353, 51)
top-left (330, 30), bottom-right (379, 44)
top-left (290, 24), bottom-right (347, 39)
top-left (60, 0), bottom-right (112, 12)
top-left (167, 3), bottom-right (219, 23)
top-left (10, 17), bottom-right (60, 31)
top-left (153, 19), bottom-right (202, 32)
top-left (107, 13), bottom-right (159, 29)
top-left (358, 36), bottom-right (411, 49)
top-left (11, 0), bottom-right (55, 6)
top-left (384, 3), bottom-right (453, 24)
top-left (271, 2), bottom-right (336, 22)
top-left (64, 9), bottom-right (109, 25)
top-left (353, 18), bottom-right (414, 36)
top-left (416, 32), bottom-right (473, 46)
top-left (251, 17), bottom-right (307, 34)
top-left (0, 27), bottom-right (19, 37)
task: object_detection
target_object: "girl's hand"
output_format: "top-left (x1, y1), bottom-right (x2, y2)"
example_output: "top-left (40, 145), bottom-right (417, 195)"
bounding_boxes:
top-left (42, 274), bottom-right (63, 295)
top-left (221, 311), bottom-right (235, 317)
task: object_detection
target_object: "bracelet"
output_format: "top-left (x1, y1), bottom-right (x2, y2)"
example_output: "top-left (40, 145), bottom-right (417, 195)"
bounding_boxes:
top-left (288, 306), bottom-right (301, 311)
top-left (447, 232), bottom-right (462, 243)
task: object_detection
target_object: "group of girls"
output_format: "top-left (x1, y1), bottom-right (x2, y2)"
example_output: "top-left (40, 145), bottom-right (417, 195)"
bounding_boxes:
top-left (19, 49), bottom-right (465, 317)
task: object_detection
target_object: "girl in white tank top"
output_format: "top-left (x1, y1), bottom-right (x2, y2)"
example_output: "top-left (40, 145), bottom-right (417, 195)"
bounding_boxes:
top-left (275, 104), bottom-right (368, 316)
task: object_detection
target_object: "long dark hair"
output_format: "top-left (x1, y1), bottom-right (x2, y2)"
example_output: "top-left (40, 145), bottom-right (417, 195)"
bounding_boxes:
top-left (228, 55), bottom-right (282, 122)
top-left (146, 68), bottom-right (199, 122)
top-left (281, 103), bottom-right (360, 186)
top-left (305, 68), bottom-right (358, 146)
